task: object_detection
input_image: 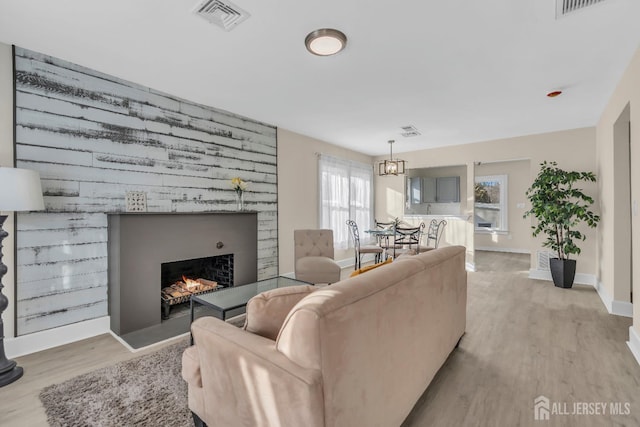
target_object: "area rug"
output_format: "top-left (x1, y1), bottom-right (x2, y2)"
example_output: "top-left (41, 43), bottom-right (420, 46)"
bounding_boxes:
top-left (40, 338), bottom-right (193, 427)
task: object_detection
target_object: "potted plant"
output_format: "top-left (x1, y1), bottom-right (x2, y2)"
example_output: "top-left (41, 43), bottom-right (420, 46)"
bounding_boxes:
top-left (524, 161), bottom-right (600, 288)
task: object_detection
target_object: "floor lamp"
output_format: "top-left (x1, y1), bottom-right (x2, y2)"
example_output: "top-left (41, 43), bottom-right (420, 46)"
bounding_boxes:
top-left (0, 167), bottom-right (44, 387)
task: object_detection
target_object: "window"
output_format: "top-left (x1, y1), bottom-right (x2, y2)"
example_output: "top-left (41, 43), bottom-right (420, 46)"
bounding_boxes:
top-left (474, 175), bottom-right (508, 232)
top-left (319, 155), bottom-right (373, 249)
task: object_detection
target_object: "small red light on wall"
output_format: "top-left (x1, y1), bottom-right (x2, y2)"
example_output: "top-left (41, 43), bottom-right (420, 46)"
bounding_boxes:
top-left (547, 90), bottom-right (562, 98)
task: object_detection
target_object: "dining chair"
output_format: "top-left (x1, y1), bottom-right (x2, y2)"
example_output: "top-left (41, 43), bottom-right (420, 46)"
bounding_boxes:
top-left (375, 220), bottom-right (402, 257)
top-left (420, 219), bottom-right (447, 251)
top-left (346, 220), bottom-right (384, 270)
top-left (394, 222), bottom-right (425, 256)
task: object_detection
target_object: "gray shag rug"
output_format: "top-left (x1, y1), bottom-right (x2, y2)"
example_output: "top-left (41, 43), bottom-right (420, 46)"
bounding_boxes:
top-left (39, 316), bottom-right (245, 427)
top-left (40, 338), bottom-right (192, 427)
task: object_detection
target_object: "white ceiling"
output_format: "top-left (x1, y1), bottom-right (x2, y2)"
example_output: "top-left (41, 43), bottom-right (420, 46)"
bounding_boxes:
top-left (1, 0), bottom-right (639, 156)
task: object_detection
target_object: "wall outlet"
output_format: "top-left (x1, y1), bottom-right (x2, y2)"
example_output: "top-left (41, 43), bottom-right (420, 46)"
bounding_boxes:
top-left (516, 202), bottom-right (525, 209)
top-left (126, 191), bottom-right (147, 212)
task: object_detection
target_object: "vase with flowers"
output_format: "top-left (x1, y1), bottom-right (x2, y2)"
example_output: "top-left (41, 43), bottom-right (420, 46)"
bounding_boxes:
top-left (231, 177), bottom-right (248, 211)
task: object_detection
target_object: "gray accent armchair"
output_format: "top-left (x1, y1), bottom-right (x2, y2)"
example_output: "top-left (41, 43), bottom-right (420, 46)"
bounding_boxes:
top-left (294, 229), bottom-right (341, 284)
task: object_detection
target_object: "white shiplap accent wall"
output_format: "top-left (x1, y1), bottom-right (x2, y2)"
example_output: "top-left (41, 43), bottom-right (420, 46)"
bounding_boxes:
top-left (14, 47), bottom-right (278, 336)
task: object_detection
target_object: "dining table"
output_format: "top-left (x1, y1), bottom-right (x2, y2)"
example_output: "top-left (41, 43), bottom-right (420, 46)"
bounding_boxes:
top-left (364, 228), bottom-right (399, 258)
top-left (365, 225), bottom-right (426, 258)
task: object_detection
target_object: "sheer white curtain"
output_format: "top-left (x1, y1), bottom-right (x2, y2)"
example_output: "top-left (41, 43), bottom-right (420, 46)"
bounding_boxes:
top-left (319, 154), bottom-right (373, 249)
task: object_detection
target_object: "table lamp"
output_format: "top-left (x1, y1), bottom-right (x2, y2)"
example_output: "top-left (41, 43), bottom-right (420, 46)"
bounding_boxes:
top-left (0, 167), bottom-right (44, 387)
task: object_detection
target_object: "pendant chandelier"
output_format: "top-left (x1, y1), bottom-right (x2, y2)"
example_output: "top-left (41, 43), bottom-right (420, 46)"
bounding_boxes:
top-left (378, 140), bottom-right (406, 176)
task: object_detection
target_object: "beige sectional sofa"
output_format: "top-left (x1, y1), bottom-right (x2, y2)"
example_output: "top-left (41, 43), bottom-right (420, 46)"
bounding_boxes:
top-left (182, 245), bottom-right (467, 427)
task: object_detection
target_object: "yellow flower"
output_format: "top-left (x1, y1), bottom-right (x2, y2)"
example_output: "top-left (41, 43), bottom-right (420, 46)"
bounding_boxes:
top-left (231, 177), bottom-right (248, 192)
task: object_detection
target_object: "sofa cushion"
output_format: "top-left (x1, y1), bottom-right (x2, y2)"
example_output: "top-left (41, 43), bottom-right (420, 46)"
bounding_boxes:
top-left (349, 257), bottom-right (392, 277)
top-left (244, 284), bottom-right (317, 340)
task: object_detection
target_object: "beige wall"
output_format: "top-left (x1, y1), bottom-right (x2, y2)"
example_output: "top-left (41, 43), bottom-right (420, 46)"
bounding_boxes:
top-left (0, 42), bottom-right (15, 338)
top-left (277, 128), bottom-right (373, 274)
top-left (374, 127), bottom-right (598, 274)
top-left (474, 159), bottom-right (531, 252)
top-left (596, 45), bottom-right (640, 330)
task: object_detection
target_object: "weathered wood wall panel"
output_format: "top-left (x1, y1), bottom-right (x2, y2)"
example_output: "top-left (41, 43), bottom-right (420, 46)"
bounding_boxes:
top-left (14, 47), bottom-right (278, 336)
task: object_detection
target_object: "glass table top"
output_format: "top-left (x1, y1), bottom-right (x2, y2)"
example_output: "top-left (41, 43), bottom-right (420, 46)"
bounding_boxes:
top-left (191, 276), bottom-right (310, 312)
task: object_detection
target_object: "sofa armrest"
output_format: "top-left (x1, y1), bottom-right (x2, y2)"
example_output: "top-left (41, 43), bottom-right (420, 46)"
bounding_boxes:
top-left (189, 317), bottom-right (324, 427)
top-left (244, 284), bottom-right (316, 340)
top-left (181, 345), bottom-right (202, 387)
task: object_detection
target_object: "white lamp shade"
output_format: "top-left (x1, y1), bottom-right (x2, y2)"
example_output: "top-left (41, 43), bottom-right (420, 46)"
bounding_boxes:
top-left (0, 167), bottom-right (45, 212)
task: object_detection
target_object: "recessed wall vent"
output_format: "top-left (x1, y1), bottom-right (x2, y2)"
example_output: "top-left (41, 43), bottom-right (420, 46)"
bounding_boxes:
top-left (556, 0), bottom-right (607, 17)
top-left (400, 125), bottom-right (421, 138)
top-left (536, 250), bottom-right (554, 271)
top-left (192, 0), bottom-right (250, 31)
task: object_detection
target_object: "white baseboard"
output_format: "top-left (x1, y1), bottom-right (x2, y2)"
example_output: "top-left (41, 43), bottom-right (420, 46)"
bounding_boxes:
top-left (109, 330), bottom-right (189, 353)
top-left (475, 247), bottom-right (531, 254)
top-left (594, 281), bottom-right (633, 318)
top-left (528, 269), bottom-right (596, 286)
top-left (5, 316), bottom-right (110, 359)
top-left (612, 300), bottom-right (633, 317)
top-left (528, 270), bottom-right (633, 318)
top-left (627, 326), bottom-right (640, 367)
top-left (336, 257), bottom-right (356, 269)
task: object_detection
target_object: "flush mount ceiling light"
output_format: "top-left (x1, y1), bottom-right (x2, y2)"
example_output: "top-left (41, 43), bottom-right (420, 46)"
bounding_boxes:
top-left (378, 140), bottom-right (407, 176)
top-left (305, 28), bottom-right (347, 56)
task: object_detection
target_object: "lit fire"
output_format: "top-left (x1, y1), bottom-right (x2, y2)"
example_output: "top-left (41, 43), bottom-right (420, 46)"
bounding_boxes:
top-left (182, 275), bottom-right (200, 289)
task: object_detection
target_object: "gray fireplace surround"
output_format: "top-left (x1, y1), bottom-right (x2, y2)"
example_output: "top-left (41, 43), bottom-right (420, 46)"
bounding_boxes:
top-left (108, 212), bottom-right (258, 336)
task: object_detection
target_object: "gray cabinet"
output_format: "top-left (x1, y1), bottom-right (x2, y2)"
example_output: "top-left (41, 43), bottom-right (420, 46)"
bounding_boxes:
top-left (408, 177), bottom-right (422, 205)
top-left (406, 176), bottom-right (460, 206)
top-left (436, 176), bottom-right (460, 202)
top-left (422, 177), bottom-right (437, 203)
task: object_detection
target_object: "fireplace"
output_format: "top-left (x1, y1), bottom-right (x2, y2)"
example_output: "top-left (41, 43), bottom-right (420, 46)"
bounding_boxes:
top-left (108, 212), bottom-right (258, 338)
top-left (160, 254), bottom-right (233, 319)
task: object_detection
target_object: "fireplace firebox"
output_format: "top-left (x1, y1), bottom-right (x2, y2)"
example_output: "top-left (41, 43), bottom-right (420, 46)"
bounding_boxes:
top-left (160, 254), bottom-right (234, 319)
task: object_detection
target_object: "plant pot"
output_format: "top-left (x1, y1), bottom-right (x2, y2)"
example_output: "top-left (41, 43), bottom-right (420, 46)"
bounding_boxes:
top-left (549, 258), bottom-right (576, 288)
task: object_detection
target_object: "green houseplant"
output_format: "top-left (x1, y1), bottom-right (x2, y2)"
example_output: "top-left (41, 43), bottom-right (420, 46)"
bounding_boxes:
top-left (524, 161), bottom-right (600, 288)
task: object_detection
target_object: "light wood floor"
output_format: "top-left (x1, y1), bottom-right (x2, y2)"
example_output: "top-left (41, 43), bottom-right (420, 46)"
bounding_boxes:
top-left (1, 251), bottom-right (638, 426)
top-left (403, 251), bottom-right (639, 426)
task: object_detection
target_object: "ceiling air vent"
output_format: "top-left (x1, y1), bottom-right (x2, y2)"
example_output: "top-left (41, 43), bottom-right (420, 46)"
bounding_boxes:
top-left (192, 0), bottom-right (250, 31)
top-left (556, 0), bottom-right (607, 17)
top-left (400, 125), bottom-right (421, 138)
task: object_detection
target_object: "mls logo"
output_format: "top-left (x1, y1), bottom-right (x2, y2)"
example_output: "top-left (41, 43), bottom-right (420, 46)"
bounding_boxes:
top-left (534, 395), bottom-right (550, 421)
